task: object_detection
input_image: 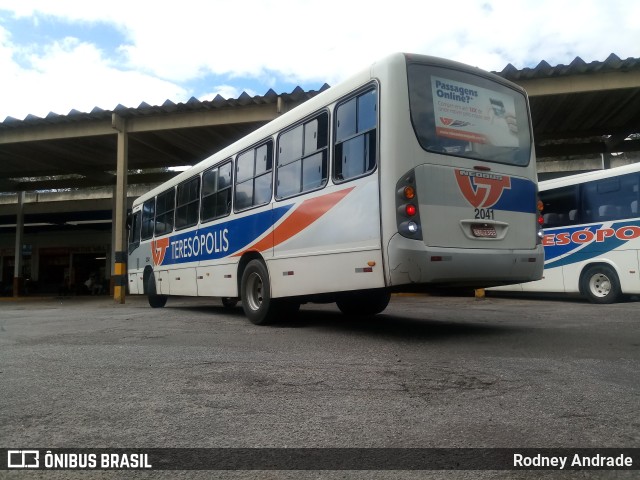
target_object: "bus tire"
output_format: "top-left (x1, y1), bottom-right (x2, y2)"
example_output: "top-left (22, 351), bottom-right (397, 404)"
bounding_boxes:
top-left (241, 260), bottom-right (276, 325)
top-left (581, 265), bottom-right (621, 304)
top-left (146, 273), bottom-right (168, 308)
top-left (336, 289), bottom-right (391, 316)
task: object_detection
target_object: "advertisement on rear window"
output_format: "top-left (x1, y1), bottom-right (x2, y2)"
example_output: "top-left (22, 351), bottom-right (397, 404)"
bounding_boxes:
top-left (432, 76), bottom-right (518, 148)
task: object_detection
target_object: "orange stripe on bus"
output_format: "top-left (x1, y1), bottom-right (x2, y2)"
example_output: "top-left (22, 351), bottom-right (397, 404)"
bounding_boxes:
top-left (273, 188), bottom-right (354, 245)
top-left (234, 187), bottom-right (355, 256)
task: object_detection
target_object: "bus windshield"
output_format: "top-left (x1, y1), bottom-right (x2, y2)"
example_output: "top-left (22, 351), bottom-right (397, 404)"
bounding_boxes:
top-left (407, 63), bottom-right (532, 167)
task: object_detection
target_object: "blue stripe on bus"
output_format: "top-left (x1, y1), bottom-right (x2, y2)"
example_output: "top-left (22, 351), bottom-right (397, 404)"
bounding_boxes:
top-left (543, 219), bottom-right (640, 269)
top-left (492, 177), bottom-right (537, 214)
top-left (159, 204), bottom-right (293, 266)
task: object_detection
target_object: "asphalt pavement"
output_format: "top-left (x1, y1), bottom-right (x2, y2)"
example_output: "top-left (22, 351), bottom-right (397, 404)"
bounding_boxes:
top-left (0, 293), bottom-right (638, 479)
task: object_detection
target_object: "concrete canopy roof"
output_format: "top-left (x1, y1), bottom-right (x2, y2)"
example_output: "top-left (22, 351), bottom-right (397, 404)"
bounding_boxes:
top-left (0, 86), bottom-right (329, 192)
top-left (499, 54), bottom-right (640, 158)
top-left (1, 54), bottom-right (639, 194)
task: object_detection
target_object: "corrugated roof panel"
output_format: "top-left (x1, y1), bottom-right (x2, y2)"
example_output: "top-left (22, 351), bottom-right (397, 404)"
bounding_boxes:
top-left (496, 53), bottom-right (640, 81)
top-left (0, 83), bottom-right (331, 128)
top-left (1, 55), bottom-right (638, 133)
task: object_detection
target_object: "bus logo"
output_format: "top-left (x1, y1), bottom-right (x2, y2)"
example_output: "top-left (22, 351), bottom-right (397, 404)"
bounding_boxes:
top-left (151, 238), bottom-right (170, 266)
top-left (440, 118), bottom-right (472, 128)
top-left (455, 169), bottom-right (511, 208)
top-left (8, 450), bottom-right (39, 468)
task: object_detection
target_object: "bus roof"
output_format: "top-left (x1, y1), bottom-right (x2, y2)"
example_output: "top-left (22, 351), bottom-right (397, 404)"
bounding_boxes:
top-left (133, 52), bottom-right (527, 207)
top-left (539, 162), bottom-right (640, 191)
top-left (133, 55), bottom-right (383, 206)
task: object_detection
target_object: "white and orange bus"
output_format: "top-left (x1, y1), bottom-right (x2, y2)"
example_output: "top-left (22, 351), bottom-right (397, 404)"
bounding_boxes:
top-left (127, 53), bottom-right (543, 324)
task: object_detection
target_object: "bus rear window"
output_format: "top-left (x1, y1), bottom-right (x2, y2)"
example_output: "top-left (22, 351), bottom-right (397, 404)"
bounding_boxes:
top-left (407, 63), bottom-right (532, 166)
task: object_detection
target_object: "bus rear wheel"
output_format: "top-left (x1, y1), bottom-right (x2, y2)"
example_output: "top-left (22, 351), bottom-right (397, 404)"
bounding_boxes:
top-left (581, 265), bottom-right (621, 304)
top-left (241, 260), bottom-right (277, 325)
top-left (240, 260), bottom-right (300, 325)
top-left (336, 289), bottom-right (391, 316)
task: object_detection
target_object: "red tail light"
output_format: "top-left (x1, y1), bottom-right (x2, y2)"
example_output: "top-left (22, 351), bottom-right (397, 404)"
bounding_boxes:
top-left (396, 170), bottom-right (422, 240)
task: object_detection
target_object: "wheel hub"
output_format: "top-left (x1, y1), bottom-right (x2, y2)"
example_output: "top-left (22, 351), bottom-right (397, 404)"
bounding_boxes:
top-left (246, 272), bottom-right (264, 311)
top-left (589, 273), bottom-right (611, 298)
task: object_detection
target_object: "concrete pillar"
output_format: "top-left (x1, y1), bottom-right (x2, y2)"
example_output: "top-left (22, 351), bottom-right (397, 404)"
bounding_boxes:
top-left (31, 242), bottom-right (39, 282)
top-left (13, 191), bottom-right (25, 297)
top-left (112, 114), bottom-right (128, 304)
top-left (69, 252), bottom-right (75, 286)
top-left (110, 185), bottom-right (117, 295)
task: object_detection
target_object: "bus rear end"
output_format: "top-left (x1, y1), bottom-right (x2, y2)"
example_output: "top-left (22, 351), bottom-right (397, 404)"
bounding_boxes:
top-left (384, 54), bottom-right (543, 288)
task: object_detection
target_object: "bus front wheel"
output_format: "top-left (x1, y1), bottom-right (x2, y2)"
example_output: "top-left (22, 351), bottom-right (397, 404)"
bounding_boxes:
top-left (146, 273), bottom-right (168, 308)
top-left (581, 265), bottom-right (621, 304)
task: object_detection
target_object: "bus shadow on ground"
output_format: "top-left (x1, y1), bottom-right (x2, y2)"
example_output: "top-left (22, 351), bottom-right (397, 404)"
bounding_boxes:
top-left (274, 310), bottom-right (525, 341)
top-left (166, 302), bottom-right (526, 341)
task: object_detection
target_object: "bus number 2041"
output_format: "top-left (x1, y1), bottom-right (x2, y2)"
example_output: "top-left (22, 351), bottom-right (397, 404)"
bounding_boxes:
top-left (474, 208), bottom-right (495, 220)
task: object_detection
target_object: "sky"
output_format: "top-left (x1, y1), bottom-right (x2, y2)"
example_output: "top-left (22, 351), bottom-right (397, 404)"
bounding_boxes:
top-left (0, 0), bottom-right (638, 121)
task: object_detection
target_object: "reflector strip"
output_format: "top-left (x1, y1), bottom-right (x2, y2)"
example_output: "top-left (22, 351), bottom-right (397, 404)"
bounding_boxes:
top-left (283, 271), bottom-right (295, 276)
top-left (356, 267), bottom-right (374, 273)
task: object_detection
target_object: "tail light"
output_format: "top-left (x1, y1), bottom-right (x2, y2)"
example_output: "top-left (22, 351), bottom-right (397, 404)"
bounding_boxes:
top-left (536, 196), bottom-right (544, 244)
top-left (396, 170), bottom-right (422, 240)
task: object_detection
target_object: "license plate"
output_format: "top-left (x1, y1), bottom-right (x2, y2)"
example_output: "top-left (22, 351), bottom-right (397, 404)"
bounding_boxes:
top-left (471, 224), bottom-right (497, 238)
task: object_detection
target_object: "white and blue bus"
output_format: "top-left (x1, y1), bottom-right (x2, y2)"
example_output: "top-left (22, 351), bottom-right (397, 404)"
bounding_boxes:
top-left (127, 53), bottom-right (543, 324)
top-left (497, 162), bottom-right (640, 303)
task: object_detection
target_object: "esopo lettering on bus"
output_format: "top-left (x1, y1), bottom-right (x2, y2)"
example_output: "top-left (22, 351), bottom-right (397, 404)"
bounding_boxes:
top-left (543, 225), bottom-right (640, 246)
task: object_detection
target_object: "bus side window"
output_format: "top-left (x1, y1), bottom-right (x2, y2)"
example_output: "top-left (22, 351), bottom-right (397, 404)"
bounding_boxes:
top-left (202, 161), bottom-right (232, 222)
top-left (129, 211), bottom-right (141, 254)
top-left (276, 112), bottom-right (328, 199)
top-left (581, 175), bottom-right (640, 223)
top-left (334, 88), bottom-right (377, 182)
top-left (235, 141), bottom-right (273, 211)
top-left (621, 174), bottom-right (640, 219)
top-left (141, 199), bottom-right (155, 240)
top-left (155, 188), bottom-right (176, 236)
top-left (277, 125), bottom-right (303, 198)
top-left (540, 185), bottom-right (578, 226)
top-left (176, 175), bottom-right (201, 230)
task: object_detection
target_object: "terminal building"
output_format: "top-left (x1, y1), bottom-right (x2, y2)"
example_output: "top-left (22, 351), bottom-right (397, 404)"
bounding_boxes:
top-left (1, 54), bottom-right (639, 297)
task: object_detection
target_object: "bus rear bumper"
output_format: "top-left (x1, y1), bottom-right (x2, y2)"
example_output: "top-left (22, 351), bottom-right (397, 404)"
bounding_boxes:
top-left (387, 236), bottom-right (544, 288)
